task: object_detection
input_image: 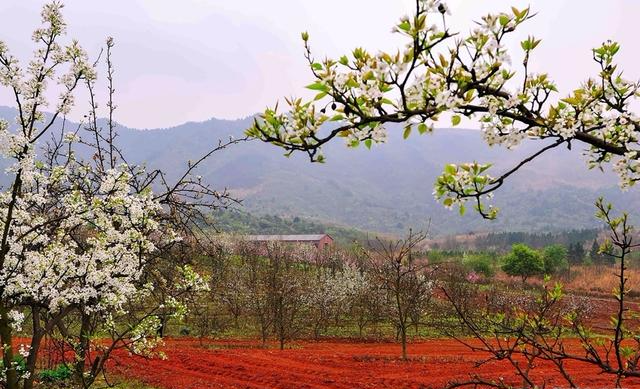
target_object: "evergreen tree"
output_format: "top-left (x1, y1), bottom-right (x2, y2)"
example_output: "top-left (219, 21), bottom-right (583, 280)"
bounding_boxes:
top-left (567, 242), bottom-right (586, 265)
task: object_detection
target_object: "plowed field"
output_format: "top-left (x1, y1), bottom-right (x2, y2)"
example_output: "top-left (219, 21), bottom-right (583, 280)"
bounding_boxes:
top-left (110, 338), bottom-right (640, 388)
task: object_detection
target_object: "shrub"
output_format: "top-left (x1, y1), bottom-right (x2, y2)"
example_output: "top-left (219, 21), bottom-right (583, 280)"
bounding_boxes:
top-left (502, 244), bottom-right (544, 283)
top-left (542, 244), bottom-right (569, 274)
top-left (39, 364), bottom-right (72, 383)
top-left (463, 253), bottom-right (496, 278)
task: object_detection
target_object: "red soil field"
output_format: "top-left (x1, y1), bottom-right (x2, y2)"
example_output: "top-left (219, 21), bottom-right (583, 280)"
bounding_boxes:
top-left (109, 338), bottom-right (640, 389)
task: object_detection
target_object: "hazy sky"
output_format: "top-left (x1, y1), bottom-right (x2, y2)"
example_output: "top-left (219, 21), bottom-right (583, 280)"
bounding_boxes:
top-left (0, 1), bottom-right (638, 129)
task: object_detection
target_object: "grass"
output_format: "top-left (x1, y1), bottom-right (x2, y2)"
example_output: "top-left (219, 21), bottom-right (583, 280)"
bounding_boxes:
top-left (564, 265), bottom-right (637, 296)
top-left (493, 264), bottom-right (638, 298)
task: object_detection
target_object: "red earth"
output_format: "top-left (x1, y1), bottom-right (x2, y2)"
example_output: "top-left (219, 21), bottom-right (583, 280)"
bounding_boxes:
top-left (109, 338), bottom-right (640, 389)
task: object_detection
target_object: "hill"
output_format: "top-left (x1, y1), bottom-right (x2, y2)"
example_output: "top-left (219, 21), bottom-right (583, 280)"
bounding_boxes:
top-left (1, 106), bottom-right (638, 236)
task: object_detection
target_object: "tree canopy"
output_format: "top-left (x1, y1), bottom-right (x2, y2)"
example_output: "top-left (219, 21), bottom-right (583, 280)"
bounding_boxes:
top-left (502, 243), bottom-right (544, 282)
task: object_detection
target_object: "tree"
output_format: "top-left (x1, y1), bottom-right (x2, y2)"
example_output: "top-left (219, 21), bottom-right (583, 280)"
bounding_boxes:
top-left (305, 264), bottom-right (358, 339)
top-left (501, 244), bottom-right (544, 283)
top-left (463, 253), bottom-right (496, 278)
top-left (263, 242), bottom-right (309, 350)
top-left (246, 0), bottom-right (639, 220)
top-left (541, 244), bottom-right (568, 274)
top-left (0, 3), bottom-right (236, 388)
top-left (364, 230), bottom-right (434, 360)
top-left (567, 241), bottom-right (586, 266)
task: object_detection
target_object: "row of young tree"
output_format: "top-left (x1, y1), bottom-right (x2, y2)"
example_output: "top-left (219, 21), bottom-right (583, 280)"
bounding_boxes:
top-left (179, 235), bottom-right (619, 356)
top-left (186, 232), bottom-right (435, 360)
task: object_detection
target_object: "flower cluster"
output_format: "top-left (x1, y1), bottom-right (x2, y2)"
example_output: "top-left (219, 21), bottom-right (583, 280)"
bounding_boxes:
top-left (433, 162), bottom-right (497, 218)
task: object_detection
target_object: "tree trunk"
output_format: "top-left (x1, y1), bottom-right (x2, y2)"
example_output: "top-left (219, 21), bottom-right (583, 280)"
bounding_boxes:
top-left (260, 319), bottom-right (268, 347)
top-left (74, 313), bottom-right (92, 387)
top-left (24, 307), bottom-right (43, 389)
top-left (0, 307), bottom-right (18, 389)
top-left (400, 324), bottom-right (408, 360)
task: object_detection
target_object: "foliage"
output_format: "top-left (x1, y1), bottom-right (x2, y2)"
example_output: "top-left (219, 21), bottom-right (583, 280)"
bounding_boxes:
top-left (38, 364), bottom-right (72, 383)
top-left (462, 253), bottom-right (496, 278)
top-left (567, 241), bottom-right (587, 265)
top-left (478, 229), bottom-right (597, 252)
top-left (541, 244), bottom-right (568, 274)
top-left (0, 355), bottom-right (26, 385)
top-left (501, 243), bottom-right (544, 282)
top-left (590, 239), bottom-right (616, 266)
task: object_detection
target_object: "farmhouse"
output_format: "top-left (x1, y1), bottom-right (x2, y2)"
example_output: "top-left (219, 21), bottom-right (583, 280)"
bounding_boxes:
top-left (246, 234), bottom-right (334, 250)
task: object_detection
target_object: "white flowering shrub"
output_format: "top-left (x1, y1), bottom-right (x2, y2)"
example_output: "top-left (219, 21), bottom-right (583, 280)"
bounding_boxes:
top-left (247, 0), bottom-right (640, 219)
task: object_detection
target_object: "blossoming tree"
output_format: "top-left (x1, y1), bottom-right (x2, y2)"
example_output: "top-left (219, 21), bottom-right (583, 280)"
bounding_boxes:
top-left (0, 3), bottom-right (234, 388)
top-left (246, 0), bottom-right (639, 219)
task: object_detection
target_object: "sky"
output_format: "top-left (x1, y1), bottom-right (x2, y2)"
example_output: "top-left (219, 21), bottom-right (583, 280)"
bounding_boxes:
top-left (0, 1), bottom-right (638, 129)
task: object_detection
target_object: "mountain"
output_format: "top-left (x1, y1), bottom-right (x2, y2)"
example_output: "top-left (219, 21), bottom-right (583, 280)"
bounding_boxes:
top-left (1, 106), bottom-right (638, 236)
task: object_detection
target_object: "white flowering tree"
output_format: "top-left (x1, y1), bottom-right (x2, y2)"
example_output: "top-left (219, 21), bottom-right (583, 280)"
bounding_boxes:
top-left (305, 263), bottom-right (362, 339)
top-left (247, 0), bottom-right (639, 219)
top-left (0, 3), bottom-right (233, 388)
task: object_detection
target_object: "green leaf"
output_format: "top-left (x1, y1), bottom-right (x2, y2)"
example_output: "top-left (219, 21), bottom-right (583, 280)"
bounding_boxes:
top-left (403, 125), bottom-right (412, 139)
top-left (398, 20), bottom-right (411, 32)
top-left (363, 71), bottom-right (375, 81)
top-left (314, 91), bottom-right (328, 101)
top-left (499, 15), bottom-right (510, 26)
top-left (364, 139), bottom-right (372, 149)
top-left (561, 97), bottom-right (581, 106)
top-left (444, 164), bottom-right (457, 175)
top-left (301, 31), bottom-right (309, 41)
top-left (418, 123), bottom-right (428, 134)
top-left (306, 82), bottom-right (328, 92)
top-left (451, 115), bottom-right (461, 126)
top-left (339, 55), bottom-right (349, 65)
top-left (459, 204), bottom-right (466, 216)
top-left (311, 62), bottom-right (323, 71)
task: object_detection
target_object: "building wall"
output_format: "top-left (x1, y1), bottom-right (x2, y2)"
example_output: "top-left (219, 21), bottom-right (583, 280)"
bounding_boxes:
top-left (317, 235), bottom-right (333, 250)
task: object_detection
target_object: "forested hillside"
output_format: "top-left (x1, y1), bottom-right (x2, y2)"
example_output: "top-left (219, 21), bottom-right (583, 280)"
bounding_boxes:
top-left (2, 106), bottom-right (637, 236)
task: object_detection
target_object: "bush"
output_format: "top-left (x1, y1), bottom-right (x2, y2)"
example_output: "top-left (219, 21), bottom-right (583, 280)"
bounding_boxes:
top-left (502, 243), bottom-right (544, 283)
top-left (542, 244), bottom-right (569, 274)
top-left (39, 364), bottom-right (72, 383)
top-left (463, 253), bottom-right (496, 278)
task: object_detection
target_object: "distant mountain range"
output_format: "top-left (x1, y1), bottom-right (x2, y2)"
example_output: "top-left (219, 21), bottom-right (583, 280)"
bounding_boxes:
top-left (1, 105), bottom-right (637, 237)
